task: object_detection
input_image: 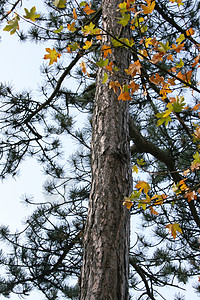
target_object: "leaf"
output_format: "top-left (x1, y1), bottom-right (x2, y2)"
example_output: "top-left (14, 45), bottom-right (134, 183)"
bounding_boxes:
top-left (118, 92), bottom-right (132, 101)
top-left (166, 223), bottom-right (182, 239)
top-left (44, 48), bottom-right (61, 65)
top-left (132, 165), bottom-right (138, 173)
top-left (128, 80), bottom-right (139, 94)
top-left (67, 22), bottom-right (76, 32)
top-left (171, 43), bottom-right (185, 53)
top-left (138, 200), bottom-right (147, 210)
top-left (82, 22), bottom-right (96, 35)
top-left (101, 45), bottom-right (112, 58)
top-left (83, 40), bottom-right (93, 50)
top-left (158, 41), bottom-right (170, 53)
top-left (102, 72), bottom-right (108, 83)
top-left (66, 42), bottom-right (79, 52)
top-left (54, 25), bottom-right (64, 33)
top-left (23, 6), bottom-right (40, 21)
top-left (117, 13), bottom-right (130, 26)
top-left (141, 0), bottom-right (155, 14)
top-left (192, 152), bottom-right (200, 164)
top-left (79, 60), bottom-right (87, 74)
top-left (109, 81), bottom-right (121, 93)
top-left (135, 181), bottom-right (150, 195)
top-left (53, 0), bottom-right (67, 8)
top-left (83, 3), bottom-right (95, 15)
top-left (186, 28), bottom-right (195, 36)
top-left (150, 206), bottom-right (159, 215)
top-left (123, 197), bottom-right (133, 209)
top-left (96, 58), bottom-right (109, 68)
top-left (171, 96), bottom-right (186, 112)
top-left (73, 8), bottom-right (77, 20)
top-left (176, 58), bottom-right (184, 68)
top-left (184, 190), bottom-right (197, 202)
top-left (118, 2), bottom-right (128, 13)
top-left (3, 13), bottom-right (20, 35)
top-left (176, 33), bottom-right (185, 45)
top-left (125, 60), bottom-right (141, 77)
top-left (136, 158), bottom-right (145, 166)
top-left (105, 62), bottom-right (114, 71)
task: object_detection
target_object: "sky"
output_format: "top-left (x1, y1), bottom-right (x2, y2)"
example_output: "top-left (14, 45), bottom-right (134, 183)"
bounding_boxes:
top-left (0, 2), bottom-right (199, 300)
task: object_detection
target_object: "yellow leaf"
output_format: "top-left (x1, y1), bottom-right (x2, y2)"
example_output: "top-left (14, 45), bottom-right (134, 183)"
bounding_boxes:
top-left (83, 40), bottom-right (93, 49)
top-left (44, 48), bottom-right (61, 65)
top-left (176, 33), bottom-right (185, 45)
top-left (135, 181), bottom-right (150, 194)
top-left (132, 165), bottom-right (138, 173)
top-left (123, 197), bottom-right (133, 209)
top-left (166, 223), bottom-right (182, 239)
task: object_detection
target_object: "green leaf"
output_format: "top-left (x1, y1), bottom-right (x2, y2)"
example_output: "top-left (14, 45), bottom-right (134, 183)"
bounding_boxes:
top-left (102, 72), bottom-right (108, 83)
top-left (53, 0), bottom-right (67, 8)
top-left (172, 96), bottom-right (186, 112)
top-left (80, 1), bottom-right (86, 6)
top-left (117, 13), bottom-right (130, 27)
top-left (158, 41), bottom-right (170, 53)
top-left (176, 58), bottom-right (184, 68)
top-left (96, 58), bottom-right (108, 67)
top-left (23, 6), bottom-right (40, 21)
top-left (54, 25), bottom-right (64, 33)
top-left (3, 14), bottom-right (20, 35)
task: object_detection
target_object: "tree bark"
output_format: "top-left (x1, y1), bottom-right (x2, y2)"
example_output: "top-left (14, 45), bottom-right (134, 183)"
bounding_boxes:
top-left (80, 0), bottom-right (132, 299)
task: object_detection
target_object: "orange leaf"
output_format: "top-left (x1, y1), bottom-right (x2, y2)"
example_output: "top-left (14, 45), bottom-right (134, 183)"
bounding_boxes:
top-left (109, 81), bottom-right (121, 93)
top-left (101, 45), bottom-right (112, 58)
top-left (184, 190), bottom-right (197, 202)
top-left (125, 60), bottom-right (141, 77)
top-left (79, 60), bottom-right (89, 76)
top-left (135, 180), bottom-right (150, 194)
top-left (67, 21), bottom-right (76, 32)
top-left (150, 206), bottom-right (159, 215)
top-left (83, 3), bottom-right (95, 15)
top-left (186, 28), bottom-right (195, 36)
top-left (105, 62), bottom-right (114, 71)
top-left (171, 43), bottom-right (185, 53)
top-left (44, 48), bottom-right (61, 65)
top-left (150, 52), bottom-right (164, 64)
top-left (166, 223), bottom-right (182, 239)
top-left (141, 0), bottom-right (155, 14)
top-left (118, 91), bottom-right (132, 101)
top-left (128, 80), bottom-right (139, 94)
top-left (73, 8), bottom-right (77, 20)
top-left (123, 198), bottom-right (133, 209)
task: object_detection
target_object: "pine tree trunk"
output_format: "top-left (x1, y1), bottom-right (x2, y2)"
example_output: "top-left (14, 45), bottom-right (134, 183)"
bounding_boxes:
top-left (80, 0), bottom-right (132, 299)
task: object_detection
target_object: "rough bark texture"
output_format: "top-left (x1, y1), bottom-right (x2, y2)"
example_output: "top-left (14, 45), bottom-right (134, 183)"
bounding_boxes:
top-left (80, 0), bottom-right (132, 299)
